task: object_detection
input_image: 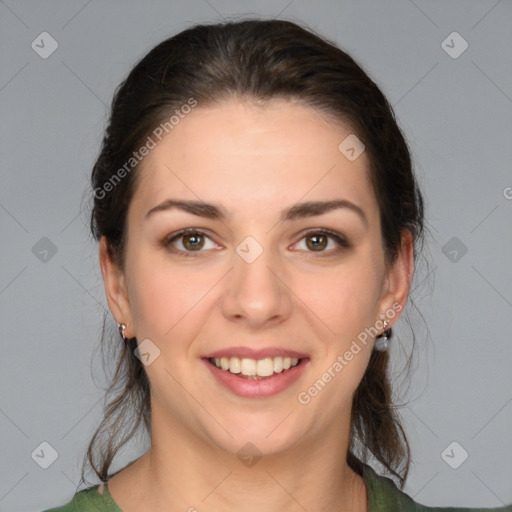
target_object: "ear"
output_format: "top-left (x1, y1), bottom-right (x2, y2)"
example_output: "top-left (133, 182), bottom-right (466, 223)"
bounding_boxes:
top-left (99, 236), bottom-right (134, 338)
top-left (377, 229), bottom-right (415, 326)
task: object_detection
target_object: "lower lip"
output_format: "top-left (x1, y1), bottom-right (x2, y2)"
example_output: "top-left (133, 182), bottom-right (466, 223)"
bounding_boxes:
top-left (202, 358), bottom-right (310, 398)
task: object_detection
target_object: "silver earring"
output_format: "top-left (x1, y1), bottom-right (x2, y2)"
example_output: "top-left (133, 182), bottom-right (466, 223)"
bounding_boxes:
top-left (117, 323), bottom-right (127, 341)
top-left (374, 320), bottom-right (392, 352)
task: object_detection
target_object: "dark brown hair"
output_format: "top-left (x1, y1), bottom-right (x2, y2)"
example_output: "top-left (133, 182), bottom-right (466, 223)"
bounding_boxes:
top-left (83, 18), bottom-right (429, 490)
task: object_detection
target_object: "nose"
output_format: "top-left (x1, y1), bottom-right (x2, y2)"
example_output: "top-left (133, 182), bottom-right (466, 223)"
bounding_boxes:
top-left (221, 239), bottom-right (292, 329)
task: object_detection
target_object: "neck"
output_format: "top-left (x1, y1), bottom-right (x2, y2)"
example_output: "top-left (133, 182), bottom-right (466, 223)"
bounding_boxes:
top-left (132, 409), bottom-right (368, 512)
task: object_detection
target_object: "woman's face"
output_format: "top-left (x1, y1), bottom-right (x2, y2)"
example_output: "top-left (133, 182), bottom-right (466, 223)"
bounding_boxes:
top-left (101, 98), bottom-right (412, 458)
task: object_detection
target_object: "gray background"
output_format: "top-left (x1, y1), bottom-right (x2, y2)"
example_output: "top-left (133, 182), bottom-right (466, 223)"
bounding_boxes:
top-left (1, 1), bottom-right (511, 511)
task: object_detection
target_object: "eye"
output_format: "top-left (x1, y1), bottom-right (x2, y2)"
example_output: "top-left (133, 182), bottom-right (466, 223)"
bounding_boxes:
top-left (161, 229), bottom-right (218, 257)
top-left (161, 228), bottom-right (351, 258)
top-left (294, 229), bottom-right (351, 254)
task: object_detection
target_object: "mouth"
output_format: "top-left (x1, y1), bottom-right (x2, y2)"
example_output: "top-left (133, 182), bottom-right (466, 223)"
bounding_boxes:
top-left (205, 356), bottom-right (307, 380)
top-left (202, 354), bottom-right (310, 398)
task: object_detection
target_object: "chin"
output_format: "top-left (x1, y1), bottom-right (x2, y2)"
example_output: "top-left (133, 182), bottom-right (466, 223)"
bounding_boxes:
top-left (206, 417), bottom-right (303, 458)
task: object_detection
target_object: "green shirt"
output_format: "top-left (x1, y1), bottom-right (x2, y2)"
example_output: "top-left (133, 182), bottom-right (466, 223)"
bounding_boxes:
top-left (42, 463), bottom-right (512, 511)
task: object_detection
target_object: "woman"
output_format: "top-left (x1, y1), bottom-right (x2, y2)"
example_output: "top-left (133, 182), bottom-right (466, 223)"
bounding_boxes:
top-left (43, 19), bottom-right (511, 512)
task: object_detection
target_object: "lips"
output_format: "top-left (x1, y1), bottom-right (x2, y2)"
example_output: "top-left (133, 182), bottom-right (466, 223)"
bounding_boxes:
top-left (203, 356), bottom-right (310, 398)
top-left (202, 346), bottom-right (309, 360)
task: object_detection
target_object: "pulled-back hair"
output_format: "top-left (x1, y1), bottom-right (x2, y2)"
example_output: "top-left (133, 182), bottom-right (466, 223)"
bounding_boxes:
top-left (83, 18), bottom-right (428, 490)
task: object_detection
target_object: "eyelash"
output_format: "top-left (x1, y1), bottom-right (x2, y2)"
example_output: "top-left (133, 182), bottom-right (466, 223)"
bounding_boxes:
top-left (161, 228), bottom-right (352, 258)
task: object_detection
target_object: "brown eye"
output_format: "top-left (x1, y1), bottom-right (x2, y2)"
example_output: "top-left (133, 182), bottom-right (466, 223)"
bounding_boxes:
top-left (162, 229), bottom-right (218, 257)
top-left (306, 233), bottom-right (328, 251)
top-left (295, 229), bottom-right (351, 255)
top-left (182, 233), bottom-right (205, 251)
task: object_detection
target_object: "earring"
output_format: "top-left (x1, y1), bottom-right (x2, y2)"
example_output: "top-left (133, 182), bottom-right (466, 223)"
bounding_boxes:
top-left (374, 320), bottom-right (392, 352)
top-left (117, 323), bottom-right (127, 341)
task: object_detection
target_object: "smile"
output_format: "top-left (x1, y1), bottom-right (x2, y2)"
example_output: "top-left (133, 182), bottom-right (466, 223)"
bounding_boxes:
top-left (208, 356), bottom-right (301, 379)
top-left (203, 357), bottom-right (310, 398)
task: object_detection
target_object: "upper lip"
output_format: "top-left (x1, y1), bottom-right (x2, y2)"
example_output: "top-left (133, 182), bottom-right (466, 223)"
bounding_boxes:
top-left (203, 346), bottom-right (309, 360)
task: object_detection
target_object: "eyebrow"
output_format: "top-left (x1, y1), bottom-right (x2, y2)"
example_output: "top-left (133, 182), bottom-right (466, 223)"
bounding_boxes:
top-left (145, 199), bottom-right (368, 227)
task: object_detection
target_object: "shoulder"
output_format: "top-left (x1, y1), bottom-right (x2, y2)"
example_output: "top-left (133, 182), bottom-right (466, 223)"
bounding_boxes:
top-left (361, 463), bottom-right (512, 512)
top-left (41, 483), bottom-right (121, 512)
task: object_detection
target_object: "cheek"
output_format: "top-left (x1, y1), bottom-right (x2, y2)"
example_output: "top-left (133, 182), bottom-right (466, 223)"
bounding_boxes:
top-left (295, 258), bottom-right (382, 338)
top-left (126, 252), bottom-right (219, 341)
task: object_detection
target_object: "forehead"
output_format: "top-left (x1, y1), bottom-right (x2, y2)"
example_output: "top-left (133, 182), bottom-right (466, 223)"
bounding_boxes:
top-left (131, 98), bottom-right (377, 223)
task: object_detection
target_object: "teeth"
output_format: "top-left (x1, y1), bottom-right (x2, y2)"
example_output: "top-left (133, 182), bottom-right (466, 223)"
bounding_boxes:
top-left (257, 358), bottom-right (274, 377)
top-left (273, 357), bottom-right (283, 373)
top-left (210, 356), bottom-right (300, 377)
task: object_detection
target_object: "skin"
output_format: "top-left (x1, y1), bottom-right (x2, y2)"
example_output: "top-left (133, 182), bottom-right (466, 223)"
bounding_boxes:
top-left (100, 98), bottom-right (414, 512)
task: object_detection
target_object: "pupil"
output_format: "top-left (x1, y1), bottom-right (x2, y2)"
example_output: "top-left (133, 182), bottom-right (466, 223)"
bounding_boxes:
top-left (308, 234), bottom-right (326, 251)
top-left (185, 234), bottom-right (203, 250)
